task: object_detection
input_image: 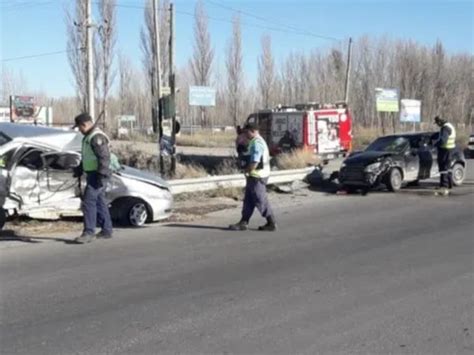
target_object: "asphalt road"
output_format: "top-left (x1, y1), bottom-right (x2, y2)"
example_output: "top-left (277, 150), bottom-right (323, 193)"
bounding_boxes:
top-left (1, 163), bottom-right (473, 354)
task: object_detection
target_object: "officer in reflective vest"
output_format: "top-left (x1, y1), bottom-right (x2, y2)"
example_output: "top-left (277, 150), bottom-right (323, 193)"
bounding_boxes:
top-left (229, 122), bottom-right (277, 231)
top-left (73, 113), bottom-right (113, 243)
top-left (434, 116), bottom-right (456, 194)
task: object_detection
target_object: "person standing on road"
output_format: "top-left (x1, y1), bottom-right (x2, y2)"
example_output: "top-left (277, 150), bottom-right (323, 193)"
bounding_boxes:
top-left (434, 116), bottom-right (456, 195)
top-left (235, 125), bottom-right (249, 171)
top-left (229, 123), bottom-right (277, 231)
top-left (73, 113), bottom-right (113, 243)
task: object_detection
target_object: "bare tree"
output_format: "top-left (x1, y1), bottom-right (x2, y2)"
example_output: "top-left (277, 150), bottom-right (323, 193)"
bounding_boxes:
top-left (65, 0), bottom-right (88, 112)
top-left (96, 0), bottom-right (117, 131)
top-left (0, 66), bottom-right (28, 104)
top-left (225, 15), bottom-right (243, 127)
top-left (118, 52), bottom-right (134, 114)
top-left (258, 34), bottom-right (276, 108)
top-left (190, 0), bottom-right (214, 126)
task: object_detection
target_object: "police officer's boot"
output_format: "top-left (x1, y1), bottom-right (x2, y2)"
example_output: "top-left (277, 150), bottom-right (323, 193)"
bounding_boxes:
top-left (258, 216), bottom-right (277, 232)
top-left (229, 220), bottom-right (249, 231)
top-left (74, 233), bottom-right (95, 244)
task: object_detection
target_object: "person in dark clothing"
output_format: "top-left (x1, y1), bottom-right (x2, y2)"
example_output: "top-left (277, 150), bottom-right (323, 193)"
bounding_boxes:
top-left (278, 130), bottom-right (296, 152)
top-left (73, 113), bottom-right (113, 243)
top-left (434, 116), bottom-right (456, 195)
top-left (235, 125), bottom-right (250, 171)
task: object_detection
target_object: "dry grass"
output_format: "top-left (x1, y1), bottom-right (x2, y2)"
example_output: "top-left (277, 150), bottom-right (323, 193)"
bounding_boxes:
top-left (275, 149), bottom-right (321, 170)
top-left (177, 131), bottom-right (235, 148)
top-left (173, 162), bottom-right (208, 179)
top-left (214, 158), bottom-right (240, 176)
top-left (113, 144), bottom-right (158, 171)
top-left (352, 127), bottom-right (379, 150)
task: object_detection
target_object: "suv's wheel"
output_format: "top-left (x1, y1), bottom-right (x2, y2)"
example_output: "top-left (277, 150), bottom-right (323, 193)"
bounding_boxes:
top-left (385, 168), bottom-right (403, 192)
top-left (0, 209), bottom-right (5, 230)
top-left (123, 198), bottom-right (149, 227)
top-left (452, 163), bottom-right (465, 186)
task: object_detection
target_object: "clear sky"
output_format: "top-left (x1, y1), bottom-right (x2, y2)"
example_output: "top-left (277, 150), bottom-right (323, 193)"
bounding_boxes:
top-left (1, 0), bottom-right (473, 98)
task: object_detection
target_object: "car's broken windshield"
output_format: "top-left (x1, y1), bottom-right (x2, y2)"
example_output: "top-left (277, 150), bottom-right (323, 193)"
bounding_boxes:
top-left (366, 136), bottom-right (410, 153)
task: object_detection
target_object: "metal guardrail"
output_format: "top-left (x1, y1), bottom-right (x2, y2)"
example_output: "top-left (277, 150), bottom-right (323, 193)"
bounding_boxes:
top-left (169, 167), bottom-right (315, 194)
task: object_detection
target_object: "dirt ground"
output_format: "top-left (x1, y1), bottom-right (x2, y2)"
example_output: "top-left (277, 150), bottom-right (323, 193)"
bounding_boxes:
top-left (2, 195), bottom-right (240, 239)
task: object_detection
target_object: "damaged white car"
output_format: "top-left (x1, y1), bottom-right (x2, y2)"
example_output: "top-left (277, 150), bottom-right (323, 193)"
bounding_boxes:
top-left (0, 123), bottom-right (173, 230)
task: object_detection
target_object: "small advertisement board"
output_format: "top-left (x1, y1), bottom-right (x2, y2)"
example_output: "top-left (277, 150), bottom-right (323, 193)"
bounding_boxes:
top-left (375, 88), bottom-right (399, 112)
top-left (400, 99), bottom-right (421, 123)
top-left (189, 86), bottom-right (216, 107)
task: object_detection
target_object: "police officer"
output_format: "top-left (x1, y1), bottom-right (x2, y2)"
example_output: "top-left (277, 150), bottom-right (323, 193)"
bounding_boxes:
top-left (73, 113), bottom-right (113, 243)
top-left (229, 122), bottom-right (277, 231)
top-left (434, 116), bottom-right (456, 195)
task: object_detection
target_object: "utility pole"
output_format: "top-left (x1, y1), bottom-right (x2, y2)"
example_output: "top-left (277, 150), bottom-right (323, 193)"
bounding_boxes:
top-left (169, 2), bottom-right (176, 176)
top-left (86, 0), bottom-right (95, 119)
top-left (152, 0), bottom-right (163, 174)
top-left (344, 37), bottom-right (352, 104)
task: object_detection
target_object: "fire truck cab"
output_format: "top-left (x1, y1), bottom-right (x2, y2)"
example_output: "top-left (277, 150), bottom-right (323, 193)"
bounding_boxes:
top-left (245, 102), bottom-right (352, 160)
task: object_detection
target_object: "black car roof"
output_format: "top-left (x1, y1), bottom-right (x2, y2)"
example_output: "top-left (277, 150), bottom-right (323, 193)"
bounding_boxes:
top-left (381, 131), bottom-right (436, 138)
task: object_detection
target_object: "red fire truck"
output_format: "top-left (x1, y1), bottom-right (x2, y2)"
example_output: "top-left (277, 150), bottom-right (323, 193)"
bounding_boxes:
top-left (245, 102), bottom-right (353, 160)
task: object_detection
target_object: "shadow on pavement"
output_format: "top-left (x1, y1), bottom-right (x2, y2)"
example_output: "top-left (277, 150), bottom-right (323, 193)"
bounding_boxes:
top-left (0, 230), bottom-right (78, 244)
top-left (164, 223), bottom-right (231, 231)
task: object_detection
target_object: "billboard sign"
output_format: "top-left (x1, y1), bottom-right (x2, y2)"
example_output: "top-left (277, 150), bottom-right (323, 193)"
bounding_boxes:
top-left (375, 88), bottom-right (399, 112)
top-left (10, 95), bottom-right (37, 122)
top-left (189, 86), bottom-right (216, 107)
top-left (400, 99), bottom-right (421, 123)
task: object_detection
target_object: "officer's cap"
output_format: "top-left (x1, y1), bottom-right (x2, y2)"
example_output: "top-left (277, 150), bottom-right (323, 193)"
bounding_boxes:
top-left (72, 113), bottom-right (93, 128)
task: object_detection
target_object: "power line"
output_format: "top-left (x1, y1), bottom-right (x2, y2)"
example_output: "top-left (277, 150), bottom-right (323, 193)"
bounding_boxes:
top-left (0, 0), bottom-right (55, 11)
top-left (1, 49), bottom-right (79, 62)
top-left (204, 0), bottom-right (342, 42)
top-left (107, 1), bottom-right (342, 41)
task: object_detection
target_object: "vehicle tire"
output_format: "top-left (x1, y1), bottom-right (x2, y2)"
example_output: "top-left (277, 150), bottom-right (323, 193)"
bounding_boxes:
top-left (385, 168), bottom-right (403, 192)
top-left (123, 198), bottom-right (149, 227)
top-left (452, 163), bottom-right (465, 186)
top-left (0, 209), bottom-right (5, 230)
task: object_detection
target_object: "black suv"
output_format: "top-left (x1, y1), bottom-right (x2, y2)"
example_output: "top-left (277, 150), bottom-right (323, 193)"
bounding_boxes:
top-left (339, 132), bottom-right (466, 192)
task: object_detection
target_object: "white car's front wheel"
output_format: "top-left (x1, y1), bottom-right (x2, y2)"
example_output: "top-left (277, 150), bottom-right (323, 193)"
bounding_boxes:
top-left (126, 199), bottom-right (149, 227)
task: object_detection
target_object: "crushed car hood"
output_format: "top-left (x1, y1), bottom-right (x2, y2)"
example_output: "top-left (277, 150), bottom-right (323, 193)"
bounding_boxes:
top-left (0, 122), bottom-right (82, 151)
top-left (117, 166), bottom-right (170, 190)
top-left (344, 151), bottom-right (394, 165)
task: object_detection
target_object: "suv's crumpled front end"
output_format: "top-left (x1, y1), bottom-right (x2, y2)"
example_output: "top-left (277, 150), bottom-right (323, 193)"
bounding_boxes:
top-left (339, 151), bottom-right (393, 187)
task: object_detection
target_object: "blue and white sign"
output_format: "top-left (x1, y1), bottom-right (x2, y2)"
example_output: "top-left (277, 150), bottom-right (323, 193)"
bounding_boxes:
top-left (400, 99), bottom-right (421, 123)
top-left (189, 86), bottom-right (216, 107)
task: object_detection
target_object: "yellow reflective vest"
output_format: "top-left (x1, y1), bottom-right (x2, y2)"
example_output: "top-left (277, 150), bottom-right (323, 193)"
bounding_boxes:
top-left (82, 128), bottom-right (109, 172)
top-left (441, 122), bottom-right (456, 149)
top-left (248, 135), bottom-right (271, 179)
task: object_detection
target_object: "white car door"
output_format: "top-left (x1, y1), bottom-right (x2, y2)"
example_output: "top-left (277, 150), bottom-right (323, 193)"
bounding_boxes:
top-left (9, 147), bottom-right (44, 209)
top-left (38, 151), bottom-right (82, 211)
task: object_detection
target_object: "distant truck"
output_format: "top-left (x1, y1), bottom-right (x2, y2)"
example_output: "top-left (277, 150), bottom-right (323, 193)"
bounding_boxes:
top-left (245, 102), bottom-right (353, 160)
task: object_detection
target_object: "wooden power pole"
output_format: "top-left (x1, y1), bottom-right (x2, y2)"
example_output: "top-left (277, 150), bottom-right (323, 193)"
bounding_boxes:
top-left (86, 0), bottom-right (95, 119)
top-left (169, 2), bottom-right (176, 176)
top-left (344, 37), bottom-right (353, 104)
top-left (152, 0), bottom-right (163, 175)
